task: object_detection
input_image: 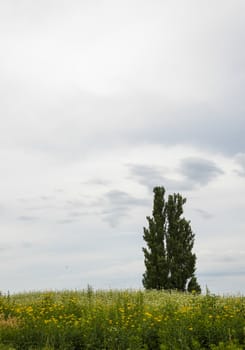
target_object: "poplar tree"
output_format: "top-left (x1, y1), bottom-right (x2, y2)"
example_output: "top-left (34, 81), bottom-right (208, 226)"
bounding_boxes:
top-left (142, 187), bottom-right (168, 289)
top-left (142, 186), bottom-right (201, 292)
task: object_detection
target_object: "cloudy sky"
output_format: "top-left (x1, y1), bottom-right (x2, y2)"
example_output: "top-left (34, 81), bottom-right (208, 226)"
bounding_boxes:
top-left (1, 0), bottom-right (245, 294)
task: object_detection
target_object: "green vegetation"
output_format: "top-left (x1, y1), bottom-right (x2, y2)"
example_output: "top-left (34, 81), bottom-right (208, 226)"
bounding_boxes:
top-left (143, 187), bottom-right (201, 292)
top-left (0, 289), bottom-right (244, 349)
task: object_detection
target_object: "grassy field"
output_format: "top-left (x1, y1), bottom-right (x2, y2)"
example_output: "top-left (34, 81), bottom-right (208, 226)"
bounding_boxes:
top-left (0, 289), bottom-right (244, 349)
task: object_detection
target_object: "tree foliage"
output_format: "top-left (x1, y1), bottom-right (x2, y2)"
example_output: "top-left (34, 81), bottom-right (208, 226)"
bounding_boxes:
top-left (142, 186), bottom-right (201, 292)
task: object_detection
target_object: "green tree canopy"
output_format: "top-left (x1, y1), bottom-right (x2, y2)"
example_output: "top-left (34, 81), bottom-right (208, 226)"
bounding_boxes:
top-left (142, 186), bottom-right (201, 292)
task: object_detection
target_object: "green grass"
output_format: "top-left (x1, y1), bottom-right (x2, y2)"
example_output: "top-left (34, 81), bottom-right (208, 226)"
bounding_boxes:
top-left (0, 289), bottom-right (244, 349)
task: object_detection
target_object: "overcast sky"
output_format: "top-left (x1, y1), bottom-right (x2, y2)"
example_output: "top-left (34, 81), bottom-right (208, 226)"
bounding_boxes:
top-left (0, 0), bottom-right (245, 294)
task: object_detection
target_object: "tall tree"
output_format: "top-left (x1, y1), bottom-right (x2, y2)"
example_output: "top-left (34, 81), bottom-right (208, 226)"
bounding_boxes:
top-left (142, 187), bottom-right (168, 289)
top-left (142, 187), bottom-right (201, 292)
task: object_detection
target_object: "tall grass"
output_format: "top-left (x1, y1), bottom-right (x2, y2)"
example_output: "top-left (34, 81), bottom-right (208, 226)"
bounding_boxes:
top-left (0, 289), bottom-right (244, 349)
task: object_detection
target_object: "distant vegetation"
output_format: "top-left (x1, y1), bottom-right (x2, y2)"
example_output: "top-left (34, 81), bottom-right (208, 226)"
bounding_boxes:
top-left (0, 289), bottom-right (244, 349)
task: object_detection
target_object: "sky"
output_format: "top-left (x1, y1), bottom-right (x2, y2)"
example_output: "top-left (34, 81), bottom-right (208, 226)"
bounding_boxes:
top-left (0, 0), bottom-right (244, 295)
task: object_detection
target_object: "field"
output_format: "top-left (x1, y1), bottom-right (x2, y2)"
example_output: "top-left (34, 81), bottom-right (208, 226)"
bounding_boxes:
top-left (0, 289), bottom-right (244, 349)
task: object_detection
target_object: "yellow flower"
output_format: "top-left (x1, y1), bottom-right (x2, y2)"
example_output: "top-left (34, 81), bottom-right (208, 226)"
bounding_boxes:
top-left (23, 306), bottom-right (33, 314)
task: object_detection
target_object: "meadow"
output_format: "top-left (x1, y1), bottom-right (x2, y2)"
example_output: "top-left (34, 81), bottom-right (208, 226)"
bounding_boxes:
top-left (0, 289), bottom-right (244, 349)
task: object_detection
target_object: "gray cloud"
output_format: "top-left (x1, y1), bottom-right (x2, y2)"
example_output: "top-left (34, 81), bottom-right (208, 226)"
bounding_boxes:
top-left (0, 0), bottom-right (244, 160)
top-left (20, 241), bottom-right (33, 249)
top-left (105, 190), bottom-right (148, 207)
top-left (0, 204), bottom-right (5, 215)
top-left (234, 153), bottom-right (245, 176)
top-left (194, 209), bottom-right (214, 220)
top-left (40, 195), bottom-right (55, 201)
top-left (128, 164), bottom-right (190, 192)
top-left (56, 219), bottom-right (77, 225)
top-left (144, 105), bottom-right (245, 157)
top-left (127, 164), bottom-right (166, 191)
top-left (129, 158), bottom-right (224, 193)
top-left (180, 158), bottom-right (224, 186)
top-left (2, 90), bottom-right (245, 161)
top-left (17, 215), bottom-right (39, 221)
top-left (0, 243), bottom-right (12, 253)
top-left (68, 211), bottom-right (88, 218)
top-left (128, 163), bottom-right (202, 192)
top-left (82, 179), bottom-right (111, 186)
top-left (65, 199), bottom-right (87, 209)
top-left (101, 209), bottom-right (129, 228)
top-left (102, 190), bottom-right (149, 227)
